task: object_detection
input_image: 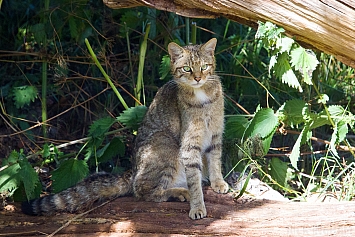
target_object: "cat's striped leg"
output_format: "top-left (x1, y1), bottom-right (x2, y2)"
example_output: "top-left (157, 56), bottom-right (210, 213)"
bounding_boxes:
top-left (205, 133), bottom-right (229, 194)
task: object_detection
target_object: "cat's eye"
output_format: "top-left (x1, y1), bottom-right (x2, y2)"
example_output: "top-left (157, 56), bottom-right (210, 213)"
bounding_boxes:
top-left (201, 64), bottom-right (209, 70)
top-left (182, 66), bottom-right (192, 72)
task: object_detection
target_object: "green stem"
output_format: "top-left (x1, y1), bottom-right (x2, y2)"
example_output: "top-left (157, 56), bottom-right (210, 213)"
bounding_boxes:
top-left (311, 79), bottom-right (335, 127)
top-left (84, 38), bottom-right (129, 110)
top-left (125, 23), bottom-right (135, 89)
top-left (41, 0), bottom-right (50, 140)
top-left (191, 22), bottom-right (196, 44)
top-left (135, 23), bottom-right (150, 106)
top-left (185, 18), bottom-right (190, 44)
top-left (41, 61), bottom-right (47, 139)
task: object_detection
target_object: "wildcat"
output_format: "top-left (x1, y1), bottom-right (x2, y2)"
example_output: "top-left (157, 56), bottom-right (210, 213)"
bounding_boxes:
top-left (21, 38), bottom-right (229, 220)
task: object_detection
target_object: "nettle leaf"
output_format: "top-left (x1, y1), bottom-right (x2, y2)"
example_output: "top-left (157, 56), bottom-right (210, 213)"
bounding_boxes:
top-left (244, 108), bottom-right (279, 139)
top-left (309, 112), bottom-right (331, 129)
top-left (262, 128), bottom-right (277, 155)
top-left (117, 106), bottom-right (147, 130)
top-left (256, 21), bottom-right (285, 45)
top-left (289, 123), bottom-right (311, 169)
top-left (273, 52), bottom-right (302, 92)
top-left (327, 105), bottom-right (345, 118)
top-left (0, 163), bottom-right (21, 196)
top-left (42, 143), bottom-right (51, 158)
top-left (12, 86), bottom-right (38, 108)
top-left (159, 55), bottom-right (171, 80)
top-left (330, 125), bottom-right (340, 158)
top-left (337, 120), bottom-right (348, 143)
top-left (290, 47), bottom-right (319, 85)
top-left (97, 137), bottom-right (125, 163)
top-left (270, 157), bottom-right (289, 187)
top-left (88, 117), bottom-right (116, 138)
top-left (317, 94), bottom-right (329, 104)
top-left (225, 116), bottom-right (250, 139)
top-left (278, 99), bottom-right (308, 127)
top-left (31, 23), bottom-right (46, 44)
top-left (276, 37), bottom-right (294, 53)
top-left (51, 159), bottom-right (89, 193)
top-left (18, 158), bottom-right (40, 200)
top-left (269, 55), bottom-right (277, 74)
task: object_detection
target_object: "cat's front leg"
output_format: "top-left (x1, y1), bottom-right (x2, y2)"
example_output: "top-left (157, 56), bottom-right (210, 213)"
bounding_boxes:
top-left (206, 134), bottom-right (229, 194)
top-left (180, 133), bottom-right (207, 219)
top-left (181, 152), bottom-right (206, 219)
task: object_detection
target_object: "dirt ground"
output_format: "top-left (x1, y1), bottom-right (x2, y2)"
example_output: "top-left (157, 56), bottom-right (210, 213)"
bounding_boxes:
top-left (1, 187), bottom-right (355, 236)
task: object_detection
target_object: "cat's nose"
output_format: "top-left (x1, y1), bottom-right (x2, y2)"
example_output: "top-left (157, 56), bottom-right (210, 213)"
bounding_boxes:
top-left (194, 77), bottom-right (201, 82)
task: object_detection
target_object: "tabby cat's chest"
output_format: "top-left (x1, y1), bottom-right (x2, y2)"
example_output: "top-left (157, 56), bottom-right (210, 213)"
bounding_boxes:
top-left (193, 89), bottom-right (210, 104)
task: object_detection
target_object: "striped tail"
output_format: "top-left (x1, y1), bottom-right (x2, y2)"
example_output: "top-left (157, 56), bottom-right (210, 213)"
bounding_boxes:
top-left (21, 171), bottom-right (133, 215)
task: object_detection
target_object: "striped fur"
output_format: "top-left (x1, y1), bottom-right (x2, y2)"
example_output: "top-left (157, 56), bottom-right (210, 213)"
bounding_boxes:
top-left (134, 38), bottom-right (228, 219)
top-left (22, 38), bottom-right (228, 220)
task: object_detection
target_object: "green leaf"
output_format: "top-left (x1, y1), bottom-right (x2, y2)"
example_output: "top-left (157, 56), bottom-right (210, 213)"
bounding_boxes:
top-left (117, 106), bottom-right (147, 130)
top-left (68, 16), bottom-right (78, 41)
top-left (244, 108), bottom-right (279, 139)
top-left (42, 143), bottom-right (51, 158)
top-left (276, 37), bottom-right (294, 53)
top-left (0, 163), bottom-right (21, 196)
top-left (97, 137), bottom-right (125, 163)
top-left (255, 21), bottom-right (285, 43)
top-left (88, 117), bottom-right (116, 138)
top-left (12, 86), bottom-right (38, 108)
top-left (18, 158), bottom-right (40, 200)
top-left (290, 47), bottom-right (319, 85)
top-left (31, 23), bottom-right (46, 44)
top-left (337, 120), bottom-right (348, 143)
top-left (233, 170), bottom-right (253, 199)
top-left (262, 128), bottom-right (276, 155)
top-left (327, 105), bottom-right (345, 118)
top-left (273, 52), bottom-right (302, 92)
top-left (269, 55), bottom-right (277, 74)
top-left (51, 159), bottom-right (89, 193)
top-left (278, 99), bottom-right (309, 127)
top-left (289, 124), bottom-right (311, 169)
top-left (159, 55), bottom-right (171, 80)
top-left (330, 124), bottom-right (340, 158)
top-left (309, 112), bottom-right (331, 129)
top-left (119, 10), bottom-right (144, 36)
top-left (225, 116), bottom-right (250, 139)
top-left (317, 94), bottom-right (329, 104)
top-left (270, 158), bottom-right (289, 187)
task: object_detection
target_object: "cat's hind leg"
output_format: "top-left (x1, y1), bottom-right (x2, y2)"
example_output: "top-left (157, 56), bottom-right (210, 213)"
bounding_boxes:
top-left (133, 134), bottom-right (189, 202)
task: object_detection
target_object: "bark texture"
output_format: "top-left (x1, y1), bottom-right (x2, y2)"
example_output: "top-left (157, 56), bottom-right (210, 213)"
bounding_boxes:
top-left (2, 188), bottom-right (355, 236)
top-left (103, 0), bottom-right (355, 68)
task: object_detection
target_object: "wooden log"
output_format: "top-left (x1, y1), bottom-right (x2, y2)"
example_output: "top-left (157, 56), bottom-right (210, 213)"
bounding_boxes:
top-left (2, 188), bottom-right (355, 236)
top-left (103, 0), bottom-right (355, 68)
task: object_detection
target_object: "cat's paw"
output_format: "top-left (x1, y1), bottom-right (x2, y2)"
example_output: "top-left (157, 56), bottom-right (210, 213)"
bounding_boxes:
top-left (211, 180), bottom-right (229, 194)
top-left (177, 190), bottom-right (190, 202)
top-left (189, 205), bottom-right (207, 220)
top-left (166, 188), bottom-right (190, 202)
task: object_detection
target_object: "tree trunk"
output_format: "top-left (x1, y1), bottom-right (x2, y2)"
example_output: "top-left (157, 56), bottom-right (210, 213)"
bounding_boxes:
top-left (2, 188), bottom-right (355, 236)
top-left (103, 0), bottom-right (355, 68)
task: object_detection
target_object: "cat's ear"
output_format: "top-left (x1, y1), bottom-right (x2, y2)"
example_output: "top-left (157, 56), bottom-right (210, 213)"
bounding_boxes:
top-left (201, 38), bottom-right (217, 55)
top-left (168, 42), bottom-right (185, 63)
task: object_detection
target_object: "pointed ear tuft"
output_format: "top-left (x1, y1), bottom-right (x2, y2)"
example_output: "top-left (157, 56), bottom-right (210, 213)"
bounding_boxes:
top-left (201, 38), bottom-right (217, 55)
top-left (168, 42), bottom-right (185, 63)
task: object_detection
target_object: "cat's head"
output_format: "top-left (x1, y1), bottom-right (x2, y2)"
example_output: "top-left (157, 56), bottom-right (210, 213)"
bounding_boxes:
top-left (168, 38), bottom-right (217, 89)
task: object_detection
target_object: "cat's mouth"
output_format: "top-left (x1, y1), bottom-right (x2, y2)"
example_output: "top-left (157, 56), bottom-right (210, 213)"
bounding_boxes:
top-left (190, 81), bottom-right (205, 88)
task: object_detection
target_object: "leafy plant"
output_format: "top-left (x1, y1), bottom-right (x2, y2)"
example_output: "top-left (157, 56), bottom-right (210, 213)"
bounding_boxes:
top-left (12, 86), bottom-right (38, 109)
top-left (256, 21), bottom-right (319, 92)
top-left (1, 0), bottom-right (355, 204)
top-left (0, 150), bottom-right (41, 201)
